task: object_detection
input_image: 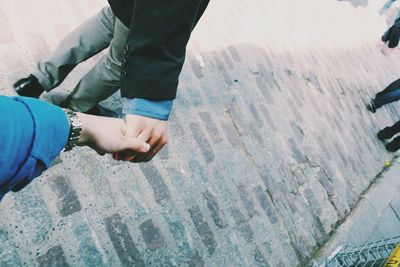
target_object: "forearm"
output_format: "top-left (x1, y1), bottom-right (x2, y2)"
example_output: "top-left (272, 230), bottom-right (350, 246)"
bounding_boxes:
top-left (76, 112), bottom-right (96, 147)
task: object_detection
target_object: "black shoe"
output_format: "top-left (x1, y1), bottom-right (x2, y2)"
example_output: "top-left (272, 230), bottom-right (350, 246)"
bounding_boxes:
top-left (366, 100), bottom-right (376, 113)
top-left (13, 75), bottom-right (45, 98)
top-left (377, 127), bottom-right (394, 140)
top-left (386, 136), bottom-right (400, 152)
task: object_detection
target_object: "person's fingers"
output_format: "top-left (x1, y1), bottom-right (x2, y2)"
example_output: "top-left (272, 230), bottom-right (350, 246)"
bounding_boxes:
top-left (95, 150), bottom-right (106, 156)
top-left (112, 152), bottom-right (120, 160)
top-left (123, 137), bottom-right (150, 153)
top-left (122, 129), bottom-right (151, 159)
top-left (132, 133), bottom-right (167, 162)
top-left (142, 138), bottom-right (167, 162)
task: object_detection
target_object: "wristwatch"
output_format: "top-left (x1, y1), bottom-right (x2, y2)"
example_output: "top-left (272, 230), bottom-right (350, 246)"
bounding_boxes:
top-left (63, 109), bottom-right (82, 151)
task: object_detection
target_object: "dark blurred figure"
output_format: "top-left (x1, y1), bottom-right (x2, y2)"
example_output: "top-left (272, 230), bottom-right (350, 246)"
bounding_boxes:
top-left (337, 0), bottom-right (368, 8)
top-left (367, 79), bottom-right (400, 113)
top-left (377, 120), bottom-right (400, 151)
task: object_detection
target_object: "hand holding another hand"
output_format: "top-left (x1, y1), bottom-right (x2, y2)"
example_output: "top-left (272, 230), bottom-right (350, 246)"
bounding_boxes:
top-left (76, 113), bottom-right (151, 156)
top-left (115, 114), bottom-right (168, 162)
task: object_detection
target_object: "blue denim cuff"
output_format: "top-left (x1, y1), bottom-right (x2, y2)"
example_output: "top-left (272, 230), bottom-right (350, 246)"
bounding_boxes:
top-left (122, 98), bottom-right (173, 121)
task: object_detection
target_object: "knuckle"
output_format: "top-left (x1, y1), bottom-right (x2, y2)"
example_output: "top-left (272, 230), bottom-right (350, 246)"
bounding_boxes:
top-left (161, 137), bottom-right (168, 145)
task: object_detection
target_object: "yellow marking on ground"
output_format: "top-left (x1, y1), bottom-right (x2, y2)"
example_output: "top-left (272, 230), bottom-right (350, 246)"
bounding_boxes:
top-left (385, 243), bottom-right (400, 267)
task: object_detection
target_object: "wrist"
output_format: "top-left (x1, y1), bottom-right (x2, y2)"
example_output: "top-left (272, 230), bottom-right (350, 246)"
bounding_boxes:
top-left (76, 112), bottom-right (92, 146)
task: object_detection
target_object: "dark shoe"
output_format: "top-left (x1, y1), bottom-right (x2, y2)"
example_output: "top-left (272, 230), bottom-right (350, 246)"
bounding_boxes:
top-left (13, 75), bottom-right (45, 98)
top-left (366, 100), bottom-right (376, 113)
top-left (377, 127), bottom-right (394, 140)
top-left (386, 136), bottom-right (400, 152)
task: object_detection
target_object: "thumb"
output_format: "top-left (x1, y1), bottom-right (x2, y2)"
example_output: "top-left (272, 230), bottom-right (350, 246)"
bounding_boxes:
top-left (123, 137), bottom-right (151, 153)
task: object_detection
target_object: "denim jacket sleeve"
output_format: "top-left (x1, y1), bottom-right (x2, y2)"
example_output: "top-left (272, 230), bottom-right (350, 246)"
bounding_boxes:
top-left (122, 98), bottom-right (173, 121)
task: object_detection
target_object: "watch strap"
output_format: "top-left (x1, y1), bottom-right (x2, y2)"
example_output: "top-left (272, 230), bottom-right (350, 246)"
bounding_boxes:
top-left (63, 109), bottom-right (82, 151)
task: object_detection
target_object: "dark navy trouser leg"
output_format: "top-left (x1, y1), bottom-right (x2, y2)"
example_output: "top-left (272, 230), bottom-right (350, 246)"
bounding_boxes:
top-left (373, 78), bottom-right (400, 108)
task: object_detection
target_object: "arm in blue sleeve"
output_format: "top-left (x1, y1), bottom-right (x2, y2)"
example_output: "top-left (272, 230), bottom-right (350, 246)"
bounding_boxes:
top-left (122, 98), bottom-right (173, 121)
top-left (0, 96), bottom-right (70, 200)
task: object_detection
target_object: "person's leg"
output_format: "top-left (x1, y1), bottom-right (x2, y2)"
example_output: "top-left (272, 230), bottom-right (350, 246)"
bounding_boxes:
top-left (64, 18), bottom-right (129, 112)
top-left (372, 78), bottom-right (400, 109)
top-left (377, 120), bottom-right (400, 140)
top-left (34, 6), bottom-right (115, 91)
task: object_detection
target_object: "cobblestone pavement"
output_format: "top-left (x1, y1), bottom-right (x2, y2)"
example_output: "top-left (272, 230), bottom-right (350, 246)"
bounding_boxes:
top-left (1, 0), bottom-right (400, 266)
top-left (314, 157), bottom-right (400, 265)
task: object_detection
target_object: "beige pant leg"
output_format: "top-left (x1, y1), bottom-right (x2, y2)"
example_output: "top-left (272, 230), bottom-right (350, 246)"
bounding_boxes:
top-left (65, 18), bottom-right (129, 112)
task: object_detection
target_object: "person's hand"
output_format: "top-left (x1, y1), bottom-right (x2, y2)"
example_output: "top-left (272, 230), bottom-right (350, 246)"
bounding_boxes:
top-left (76, 113), bottom-right (150, 156)
top-left (117, 114), bottom-right (168, 162)
top-left (382, 19), bottom-right (400, 48)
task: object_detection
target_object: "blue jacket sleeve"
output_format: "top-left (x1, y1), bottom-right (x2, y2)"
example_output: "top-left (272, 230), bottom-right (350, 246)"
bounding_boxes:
top-left (0, 96), bottom-right (70, 201)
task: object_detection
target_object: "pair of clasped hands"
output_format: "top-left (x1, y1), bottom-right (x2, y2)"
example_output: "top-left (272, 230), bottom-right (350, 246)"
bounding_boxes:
top-left (77, 113), bottom-right (168, 162)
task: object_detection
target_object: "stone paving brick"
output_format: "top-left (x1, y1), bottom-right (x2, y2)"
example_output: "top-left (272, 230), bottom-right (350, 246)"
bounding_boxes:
top-left (188, 205), bottom-right (217, 255)
top-left (190, 122), bottom-right (215, 164)
top-left (104, 214), bottom-right (145, 267)
top-left (249, 124), bottom-right (265, 146)
top-left (303, 188), bottom-right (322, 216)
top-left (214, 55), bottom-right (234, 86)
top-left (248, 103), bottom-right (264, 128)
top-left (0, 229), bottom-right (22, 266)
top-left (187, 251), bottom-right (205, 267)
top-left (188, 159), bottom-right (209, 184)
top-left (203, 189), bottom-right (226, 228)
top-left (288, 138), bottom-right (306, 163)
top-left (188, 52), bottom-right (204, 78)
top-left (13, 188), bottom-right (53, 244)
top-left (253, 249), bottom-right (270, 267)
top-left (198, 111), bottom-right (223, 144)
top-left (254, 185), bottom-right (278, 224)
top-left (50, 176), bottom-right (81, 217)
top-left (140, 163), bottom-right (171, 204)
top-left (72, 223), bottom-right (105, 267)
top-left (230, 207), bottom-right (255, 244)
top-left (228, 46), bottom-right (241, 62)
top-left (37, 245), bottom-right (70, 267)
top-left (221, 120), bottom-right (242, 146)
top-left (220, 49), bottom-right (234, 70)
top-left (236, 184), bottom-right (259, 218)
top-left (139, 219), bottom-right (164, 251)
top-left (226, 101), bottom-right (250, 135)
top-left (287, 97), bottom-right (304, 122)
top-left (162, 207), bottom-right (193, 263)
top-left (255, 77), bottom-right (275, 105)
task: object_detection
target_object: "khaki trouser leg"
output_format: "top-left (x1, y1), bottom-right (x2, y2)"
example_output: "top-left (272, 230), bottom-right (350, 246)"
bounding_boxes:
top-left (65, 18), bottom-right (129, 112)
top-left (34, 6), bottom-right (115, 91)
